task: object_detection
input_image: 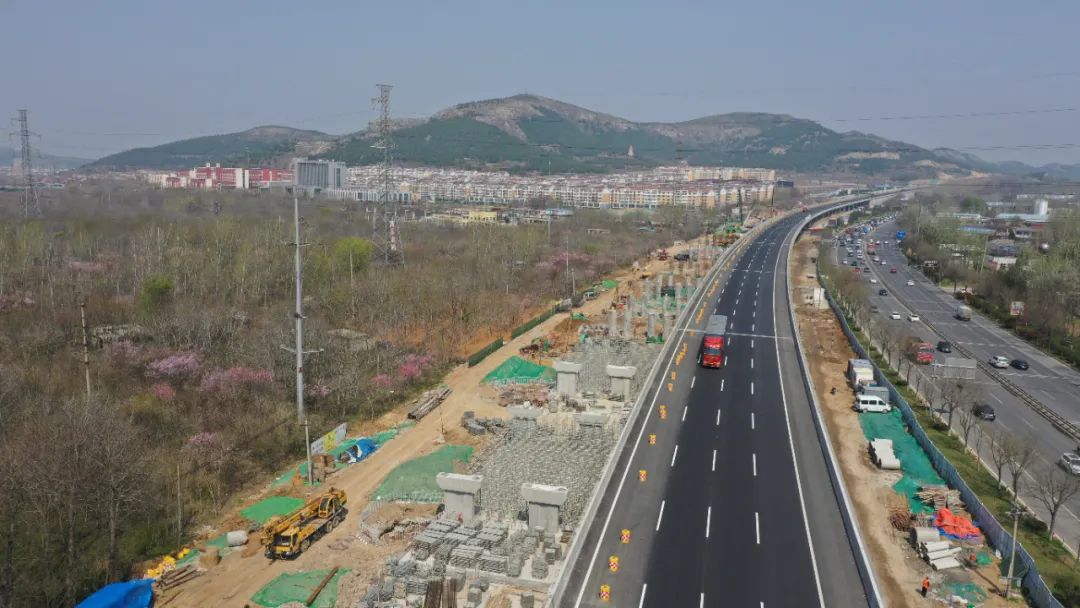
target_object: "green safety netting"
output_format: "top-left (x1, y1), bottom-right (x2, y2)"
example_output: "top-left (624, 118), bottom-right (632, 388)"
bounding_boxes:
top-left (936, 581), bottom-right (987, 605)
top-left (601, 279), bottom-right (619, 290)
top-left (571, 313), bottom-right (588, 321)
top-left (240, 496), bottom-right (306, 524)
top-left (373, 445), bottom-right (473, 503)
top-left (251, 568), bottom-right (351, 608)
top-left (859, 409), bottom-right (945, 513)
top-left (482, 356), bottom-right (555, 385)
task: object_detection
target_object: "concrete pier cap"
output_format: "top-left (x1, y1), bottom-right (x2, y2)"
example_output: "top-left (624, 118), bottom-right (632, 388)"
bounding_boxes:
top-left (521, 483), bottom-right (569, 507)
top-left (436, 472), bottom-right (483, 494)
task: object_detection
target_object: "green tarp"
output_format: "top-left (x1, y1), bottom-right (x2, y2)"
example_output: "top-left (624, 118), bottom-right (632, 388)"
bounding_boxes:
top-left (373, 445), bottom-right (473, 503)
top-left (251, 569), bottom-right (350, 608)
top-left (240, 496), bottom-right (306, 524)
top-left (482, 356), bottom-right (555, 385)
top-left (601, 279), bottom-right (619, 290)
top-left (859, 409), bottom-right (946, 513)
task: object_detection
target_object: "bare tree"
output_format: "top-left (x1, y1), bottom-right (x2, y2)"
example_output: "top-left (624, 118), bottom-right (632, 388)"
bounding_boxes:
top-left (1031, 464), bottom-right (1080, 540)
top-left (989, 428), bottom-right (1013, 489)
top-left (1005, 434), bottom-right (1037, 498)
top-left (956, 406), bottom-right (981, 449)
top-left (938, 380), bottom-right (974, 430)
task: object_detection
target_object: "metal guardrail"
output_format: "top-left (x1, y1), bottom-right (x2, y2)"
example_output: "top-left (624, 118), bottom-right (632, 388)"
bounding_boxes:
top-left (880, 267), bottom-right (1080, 443)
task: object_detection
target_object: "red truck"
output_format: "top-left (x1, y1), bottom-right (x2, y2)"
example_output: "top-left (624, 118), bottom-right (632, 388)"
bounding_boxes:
top-left (906, 339), bottom-right (934, 365)
top-left (698, 314), bottom-right (728, 368)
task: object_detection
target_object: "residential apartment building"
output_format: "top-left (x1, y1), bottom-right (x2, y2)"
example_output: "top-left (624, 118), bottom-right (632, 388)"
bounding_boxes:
top-left (143, 164), bottom-right (292, 190)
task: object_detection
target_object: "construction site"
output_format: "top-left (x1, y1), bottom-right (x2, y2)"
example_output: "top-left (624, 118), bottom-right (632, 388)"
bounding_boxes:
top-left (790, 221), bottom-right (1011, 608)
top-left (102, 236), bottom-right (725, 608)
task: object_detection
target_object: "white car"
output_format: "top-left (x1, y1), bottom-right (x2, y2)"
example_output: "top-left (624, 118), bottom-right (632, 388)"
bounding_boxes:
top-left (906, 279), bottom-right (915, 286)
top-left (1061, 453), bottom-right (1080, 476)
top-left (869, 278), bottom-right (878, 284)
top-left (889, 311), bottom-right (902, 320)
top-left (880, 259), bottom-right (887, 265)
top-left (989, 355), bottom-right (1010, 369)
top-left (908, 313), bottom-right (920, 322)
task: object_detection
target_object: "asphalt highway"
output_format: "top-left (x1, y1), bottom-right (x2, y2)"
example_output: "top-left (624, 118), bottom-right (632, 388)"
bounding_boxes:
top-left (834, 223), bottom-right (1080, 550)
top-left (567, 214), bottom-right (868, 608)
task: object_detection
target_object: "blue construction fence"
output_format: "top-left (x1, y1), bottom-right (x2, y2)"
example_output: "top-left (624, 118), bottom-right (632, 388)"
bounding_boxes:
top-left (823, 286), bottom-right (1063, 608)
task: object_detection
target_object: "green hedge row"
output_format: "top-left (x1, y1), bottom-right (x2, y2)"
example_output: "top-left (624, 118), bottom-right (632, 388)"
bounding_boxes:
top-left (467, 338), bottom-right (504, 368)
top-left (511, 308), bottom-right (557, 339)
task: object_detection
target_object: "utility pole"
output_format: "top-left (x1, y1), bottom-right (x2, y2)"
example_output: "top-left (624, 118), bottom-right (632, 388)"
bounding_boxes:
top-left (283, 197), bottom-right (321, 485)
top-left (1005, 503), bottom-right (1024, 599)
top-left (10, 109), bottom-right (42, 219)
top-left (371, 84), bottom-right (404, 265)
top-left (79, 298), bottom-right (91, 398)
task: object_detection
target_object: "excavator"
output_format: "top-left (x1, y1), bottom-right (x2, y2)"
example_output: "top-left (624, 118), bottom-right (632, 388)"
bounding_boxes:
top-left (262, 488), bottom-right (348, 559)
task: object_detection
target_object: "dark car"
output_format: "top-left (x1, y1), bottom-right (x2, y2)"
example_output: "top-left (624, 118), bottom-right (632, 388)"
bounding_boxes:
top-left (674, 252), bottom-right (690, 262)
top-left (878, 288), bottom-right (888, 296)
top-left (972, 402), bottom-right (996, 421)
top-left (937, 341), bottom-right (952, 353)
top-left (1010, 359), bottom-right (1030, 370)
top-left (850, 260), bottom-right (859, 267)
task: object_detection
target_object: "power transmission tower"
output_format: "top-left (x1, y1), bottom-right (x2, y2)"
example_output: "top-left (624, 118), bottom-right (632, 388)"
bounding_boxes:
top-left (10, 110), bottom-right (42, 218)
top-left (371, 84), bottom-right (404, 265)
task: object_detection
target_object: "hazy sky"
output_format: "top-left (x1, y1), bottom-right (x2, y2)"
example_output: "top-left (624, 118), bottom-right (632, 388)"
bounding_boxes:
top-left (4, 0), bottom-right (1080, 165)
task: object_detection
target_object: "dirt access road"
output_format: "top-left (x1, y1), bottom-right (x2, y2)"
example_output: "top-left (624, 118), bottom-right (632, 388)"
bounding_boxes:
top-left (790, 230), bottom-right (1008, 608)
top-left (171, 235), bottom-right (711, 607)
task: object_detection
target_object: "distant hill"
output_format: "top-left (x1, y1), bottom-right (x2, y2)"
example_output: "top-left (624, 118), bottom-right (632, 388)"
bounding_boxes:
top-left (0, 146), bottom-right (91, 170)
top-left (323, 94), bottom-right (965, 176)
top-left (86, 126), bottom-right (332, 170)
top-left (86, 94), bottom-right (1072, 178)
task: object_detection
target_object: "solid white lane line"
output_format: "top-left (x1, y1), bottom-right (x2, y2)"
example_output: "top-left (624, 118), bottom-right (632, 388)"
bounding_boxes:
top-left (751, 381), bottom-right (755, 395)
top-left (705, 506), bottom-right (712, 539)
top-left (712, 449), bottom-right (717, 471)
top-left (682, 407), bottom-right (688, 421)
top-left (751, 412), bottom-right (755, 429)
top-left (755, 512), bottom-right (761, 544)
top-left (753, 453), bottom-right (757, 476)
top-left (656, 500), bottom-right (665, 531)
top-left (671, 445), bottom-right (679, 467)
top-left (691, 375), bottom-right (696, 388)
top-left (716, 409), bottom-right (721, 426)
top-left (638, 585), bottom-right (647, 608)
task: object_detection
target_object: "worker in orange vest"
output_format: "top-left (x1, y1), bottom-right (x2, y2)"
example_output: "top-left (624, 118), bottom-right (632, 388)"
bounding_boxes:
top-left (921, 577), bottom-right (930, 598)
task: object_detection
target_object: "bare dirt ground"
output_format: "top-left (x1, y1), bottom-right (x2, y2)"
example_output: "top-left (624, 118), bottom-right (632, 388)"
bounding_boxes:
top-left (168, 235), bottom-right (710, 607)
top-left (790, 234), bottom-right (1008, 608)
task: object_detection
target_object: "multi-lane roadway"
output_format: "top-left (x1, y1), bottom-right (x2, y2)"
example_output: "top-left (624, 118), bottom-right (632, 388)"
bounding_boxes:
top-left (564, 212), bottom-right (870, 608)
top-left (838, 220), bottom-right (1080, 549)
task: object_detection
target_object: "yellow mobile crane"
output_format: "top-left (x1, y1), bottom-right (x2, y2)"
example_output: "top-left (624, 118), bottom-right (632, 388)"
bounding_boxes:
top-left (262, 488), bottom-right (348, 559)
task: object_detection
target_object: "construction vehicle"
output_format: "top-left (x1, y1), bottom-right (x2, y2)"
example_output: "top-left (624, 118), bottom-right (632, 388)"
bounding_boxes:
top-left (262, 488), bottom-right (348, 559)
top-left (657, 249), bottom-right (669, 261)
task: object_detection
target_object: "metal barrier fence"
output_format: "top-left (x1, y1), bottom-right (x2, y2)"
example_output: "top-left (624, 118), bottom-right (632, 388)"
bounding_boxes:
top-left (823, 285), bottom-right (1064, 607)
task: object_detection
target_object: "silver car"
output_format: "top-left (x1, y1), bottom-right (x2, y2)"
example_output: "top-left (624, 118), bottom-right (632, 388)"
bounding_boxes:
top-left (1060, 452), bottom-right (1080, 475)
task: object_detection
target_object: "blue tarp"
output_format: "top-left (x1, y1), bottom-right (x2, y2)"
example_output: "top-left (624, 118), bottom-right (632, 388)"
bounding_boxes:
top-left (343, 438), bottom-right (378, 463)
top-left (77, 580), bottom-right (153, 608)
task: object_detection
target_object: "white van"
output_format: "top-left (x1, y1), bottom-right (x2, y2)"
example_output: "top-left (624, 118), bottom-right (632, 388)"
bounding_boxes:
top-left (853, 394), bottom-right (891, 413)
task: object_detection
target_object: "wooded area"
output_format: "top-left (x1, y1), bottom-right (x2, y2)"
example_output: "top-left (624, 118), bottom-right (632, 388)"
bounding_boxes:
top-left (0, 184), bottom-right (711, 606)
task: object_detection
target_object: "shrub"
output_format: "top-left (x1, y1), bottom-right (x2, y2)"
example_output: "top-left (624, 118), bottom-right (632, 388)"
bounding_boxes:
top-left (139, 275), bottom-right (174, 311)
top-left (146, 351), bottom-right (202, 379)
top-left (151, 383), bottom-right (176, 401)
top-left (198, 366), bottom-right (274, 394)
